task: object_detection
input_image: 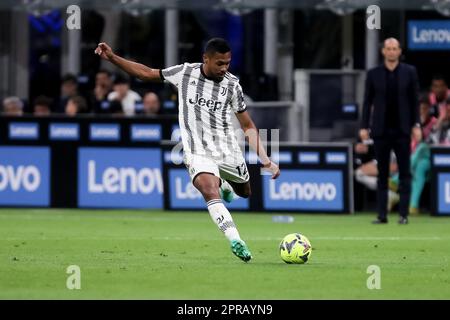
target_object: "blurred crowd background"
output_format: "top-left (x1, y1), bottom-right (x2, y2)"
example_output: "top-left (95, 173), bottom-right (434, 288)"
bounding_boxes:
top-left (2, 1), bottom-right (450, 213)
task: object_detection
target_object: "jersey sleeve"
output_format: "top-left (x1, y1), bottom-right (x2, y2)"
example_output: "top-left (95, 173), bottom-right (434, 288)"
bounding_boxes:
top-left (231, 82), bottom-right (247, 113)
top-left (160, 63), bottom-right (186, 87)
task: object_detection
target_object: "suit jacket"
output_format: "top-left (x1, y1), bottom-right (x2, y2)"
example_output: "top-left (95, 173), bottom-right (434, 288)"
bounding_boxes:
top-left (361, 62), bottom-right (420, 137)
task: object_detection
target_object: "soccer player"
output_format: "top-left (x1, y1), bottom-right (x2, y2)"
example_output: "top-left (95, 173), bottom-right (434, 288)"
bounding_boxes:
top-left (95, 38), bottom-right (280, 262)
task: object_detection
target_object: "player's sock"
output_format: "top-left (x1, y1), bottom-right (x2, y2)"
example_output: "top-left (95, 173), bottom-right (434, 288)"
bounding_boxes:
top-left (219, 179), bottom-right (234, 203)
top-left (206, 199), bottom-right (241, 241)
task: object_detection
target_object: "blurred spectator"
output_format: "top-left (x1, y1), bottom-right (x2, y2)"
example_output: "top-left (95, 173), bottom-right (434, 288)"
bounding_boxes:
top-left (160, 83), bottom-right (179, 114)
top-left (353, 136), bottom-right (377, 198)
top-left (429, 74), bottom-right (450, 121)
top-left (389, 96), bottom-right (437, 216)
top-left (96, 70), bottom-right (113, 97)
top-left (429, 97), bottom-right (450, 146)
top-left (33, 95), bottom-right (52, 116)
top-left (65, 95), bottom-right (88, 116)
top-left (96, 70), bottom-right (113, 91)
top-left (58, 74), bottom-right (79, 113)
top-left (353, 134), bottom-right (400, 211)
top-left (90, 69), bottom-right (115, 114)
top-left (420, 95), bottom-right (437, 140)
top-left (141, 92), bottom-right (161, 115)
top-left (354, 139), bottom-right (375, 168)
top-left (94, 99), bottom-right (123, 115)
top-left (354, 144), bottom-right (400, 212)
top-left (411, 95), bottom-right (437, 151)
top-left (2, 96), bottom-right (24, 116)
top-left (355, 158), bottom-right (377, 192)
top-left (107, 75), bottom-right (141, 116)
top-left (390, 142), bottom-right (431, 216)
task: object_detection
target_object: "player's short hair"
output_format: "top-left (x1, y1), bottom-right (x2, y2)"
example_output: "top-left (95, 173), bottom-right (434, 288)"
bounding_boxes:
top-left (204, 38), bottom-right (231, 55)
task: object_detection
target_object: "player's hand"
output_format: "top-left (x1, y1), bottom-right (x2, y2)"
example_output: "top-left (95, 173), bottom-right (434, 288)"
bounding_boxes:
top-left (95, 42), bottom-right (114, 61)
top-left (359, 128), bottom-right (370, 141)
top-left (262, 161), bottom-right (280, 179)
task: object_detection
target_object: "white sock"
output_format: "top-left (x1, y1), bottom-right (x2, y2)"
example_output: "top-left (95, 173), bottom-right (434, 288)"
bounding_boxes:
top-left (206, 199), bottom-right (241, 242)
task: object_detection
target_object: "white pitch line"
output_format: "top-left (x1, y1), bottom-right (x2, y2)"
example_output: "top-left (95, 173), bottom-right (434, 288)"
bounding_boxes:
top-left (123, 236), bottom-right (444, 241)
top-left (3, 236), bottom-right (443, 241)
top-left (147, 236), bottom-right (444, 241)
top-left (0, 214), bottom-right (207, 223)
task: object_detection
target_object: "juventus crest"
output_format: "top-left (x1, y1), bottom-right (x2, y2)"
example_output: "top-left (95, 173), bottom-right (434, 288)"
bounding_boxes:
top-left (220, 87), bottom-right (228, 96)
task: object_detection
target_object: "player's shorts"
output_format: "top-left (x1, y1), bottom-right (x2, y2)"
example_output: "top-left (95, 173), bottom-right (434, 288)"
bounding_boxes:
top-left (184, 153), bottom-right (250, 184)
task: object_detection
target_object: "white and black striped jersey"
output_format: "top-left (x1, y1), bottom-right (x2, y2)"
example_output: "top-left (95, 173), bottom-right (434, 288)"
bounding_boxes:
top-left (161, 62), bottom-right (247, 162)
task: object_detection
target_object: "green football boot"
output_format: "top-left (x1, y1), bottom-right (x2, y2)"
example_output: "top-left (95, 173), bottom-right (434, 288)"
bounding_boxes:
top-left (230, 239), bottom-right (252, 262)
top-left (220, 188), bottom-right (234, 203)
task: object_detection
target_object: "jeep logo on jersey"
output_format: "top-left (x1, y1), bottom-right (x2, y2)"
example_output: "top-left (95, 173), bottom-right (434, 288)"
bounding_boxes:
top-left (188, 93), bottom-right (223, 111)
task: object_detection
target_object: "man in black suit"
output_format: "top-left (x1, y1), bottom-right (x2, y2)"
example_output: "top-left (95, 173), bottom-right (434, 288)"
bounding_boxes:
top-left (360, 38), bottom-right (421, 225)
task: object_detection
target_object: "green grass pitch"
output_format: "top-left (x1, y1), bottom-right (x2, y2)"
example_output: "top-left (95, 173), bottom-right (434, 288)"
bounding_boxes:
top-left (0, 209), bottom-right (449, 299)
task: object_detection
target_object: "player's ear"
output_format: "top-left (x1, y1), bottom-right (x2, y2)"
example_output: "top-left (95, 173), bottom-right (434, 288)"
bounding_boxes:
top-left (202, 53), bottom-right (208, 64)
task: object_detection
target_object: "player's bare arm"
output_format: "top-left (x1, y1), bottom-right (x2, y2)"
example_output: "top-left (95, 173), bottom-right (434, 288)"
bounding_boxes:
top-left (235, 110), bottom-right (280, 179)
top-left (94, 42), bottom-right (161, 82)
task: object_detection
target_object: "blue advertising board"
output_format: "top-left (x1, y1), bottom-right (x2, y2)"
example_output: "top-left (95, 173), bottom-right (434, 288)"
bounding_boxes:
top-left (168, 168), bottom-right (249, 210)
top-left (408, 20), bottom-right (450, 50)
top-left (78, 147), bottom-right (163, 208)
top-left (298, 152), bottom-right (320, 164)
top-left (49, 123), bottom-right (79, 141)
top-left (0, 146), bottom-right (50, 206)
top-left (438, 173), bottom-right (450, 215)
top-left (9, 122), bottom-right (39, 140)
top-left (89, 124), bottom-right (120, 141)
top-left (130, 124), bottom-right (162, 142)
top-left (263, 169), bottom-right (343, 211)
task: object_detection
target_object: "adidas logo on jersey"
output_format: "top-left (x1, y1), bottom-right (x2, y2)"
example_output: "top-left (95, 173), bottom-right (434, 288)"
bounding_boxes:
top-left (190, 80), bottom-right (197, 85)
top-left (188, 93), bottom-right (223, 111)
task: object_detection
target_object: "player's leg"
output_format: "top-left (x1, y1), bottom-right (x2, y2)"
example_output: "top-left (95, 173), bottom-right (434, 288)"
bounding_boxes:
top-left (217, 179), bottom-right (234, 203)
top-left (187, 155), bottom-right (251, 262)
top-left (226, 180), bottom-right (251, 198)
top-left (193, 173), bottom-right (240, 241)
top-left (193, 173), bottom-right (252, 262)
top-left (218, 178), bottom-right (251, 203)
